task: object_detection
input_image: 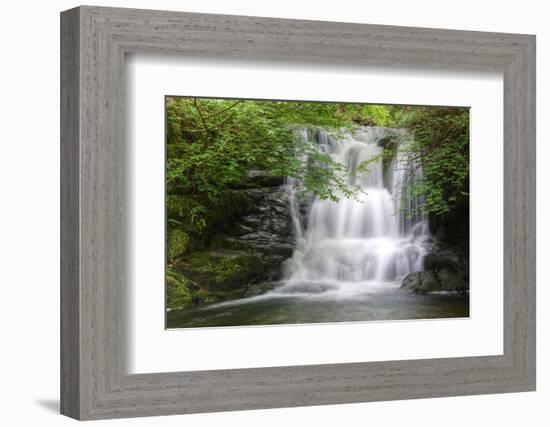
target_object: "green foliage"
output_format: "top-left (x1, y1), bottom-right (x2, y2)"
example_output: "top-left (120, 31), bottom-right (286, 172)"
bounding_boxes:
top-left (390, 106), bottom-right (470, 216)
top-left (346, 104), bottom-right (392, 127)
top-left (166, 98), bottom-right (392, 233)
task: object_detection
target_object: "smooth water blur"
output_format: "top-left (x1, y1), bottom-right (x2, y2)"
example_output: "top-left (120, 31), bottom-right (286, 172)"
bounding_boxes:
top-left (282, 127), bottom-right (430, 293)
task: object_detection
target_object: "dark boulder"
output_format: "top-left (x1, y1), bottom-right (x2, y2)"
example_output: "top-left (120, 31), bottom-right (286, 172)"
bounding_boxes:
top-left (423, 253), bottom-right (461, 273)
top-left (401, 253), bottom-right (469, 294)
top-left (213, 184), bottom-right (297, 280)
top-left (401, 271), bottom-right (439, 294)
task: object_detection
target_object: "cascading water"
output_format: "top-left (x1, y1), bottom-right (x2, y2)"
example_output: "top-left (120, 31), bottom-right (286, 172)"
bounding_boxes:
top-left (276, 126), bottom-right (431, 297)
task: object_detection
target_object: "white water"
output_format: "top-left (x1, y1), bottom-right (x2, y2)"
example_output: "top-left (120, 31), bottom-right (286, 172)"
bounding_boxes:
top-left (276, 127), bottom-right (431, 297)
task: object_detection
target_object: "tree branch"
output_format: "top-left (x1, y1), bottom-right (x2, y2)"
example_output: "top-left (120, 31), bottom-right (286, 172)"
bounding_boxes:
top-left (192, 98), bottom-right (211, 138)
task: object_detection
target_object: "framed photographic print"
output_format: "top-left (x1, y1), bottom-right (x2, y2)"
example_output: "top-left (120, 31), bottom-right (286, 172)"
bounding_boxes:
top-left (164, 97), bottom-right (470, 329)
top-left (61, 5), bottom-right (536, 420)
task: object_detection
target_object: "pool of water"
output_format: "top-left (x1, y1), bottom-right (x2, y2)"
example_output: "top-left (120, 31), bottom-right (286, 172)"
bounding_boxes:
top-left (167, 282), bottom-right (469, 329)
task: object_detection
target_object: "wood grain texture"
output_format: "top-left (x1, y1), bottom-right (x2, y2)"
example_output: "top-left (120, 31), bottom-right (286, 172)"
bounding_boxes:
top-left (60, 5), bottom-right (536, 420)
top-left (60, 7), bottom-right (80, 419)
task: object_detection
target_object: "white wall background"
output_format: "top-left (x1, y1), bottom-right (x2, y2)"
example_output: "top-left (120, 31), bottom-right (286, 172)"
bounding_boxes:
top-left (0, 0), bottom-right (546, 425)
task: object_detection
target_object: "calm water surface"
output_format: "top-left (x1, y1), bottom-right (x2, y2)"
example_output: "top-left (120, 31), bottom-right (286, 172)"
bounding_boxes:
top-left (167, 282), bottom-right (469, 329)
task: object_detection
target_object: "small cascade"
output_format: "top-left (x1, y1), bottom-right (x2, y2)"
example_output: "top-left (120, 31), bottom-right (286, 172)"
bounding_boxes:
top-left (279, 126), bottom-right (431, 295)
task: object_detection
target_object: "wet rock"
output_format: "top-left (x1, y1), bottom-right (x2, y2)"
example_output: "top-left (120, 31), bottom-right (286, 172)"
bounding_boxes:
top-left (423, 254), bottom-right (461, 273)
top-left (401, 271), bottom-right (439, 294)
top-left (401, 252), bottom-right (469, 294)
top-left (213, 184), bottom-right (296, 279)
top-left (181, 179), bottom-right (299, 305)
top-left (438, 269), bottom-right (469, 292)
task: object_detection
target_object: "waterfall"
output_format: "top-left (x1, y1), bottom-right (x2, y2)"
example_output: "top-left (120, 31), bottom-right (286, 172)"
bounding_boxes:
top-left (279, 126), bottom-right (431, 293)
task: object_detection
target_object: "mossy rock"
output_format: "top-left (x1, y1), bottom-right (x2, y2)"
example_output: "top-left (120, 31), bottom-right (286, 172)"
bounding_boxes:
top-left (174, 251), bottom-right (270, 304)
top-left (168, 229), bottom-right (189, 260)
top-left (166, 268), bottom-right (193, 309)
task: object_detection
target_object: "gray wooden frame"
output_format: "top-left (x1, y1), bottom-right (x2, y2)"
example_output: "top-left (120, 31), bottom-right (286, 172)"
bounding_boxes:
top-left (60, 5), bottom-right (536, 420)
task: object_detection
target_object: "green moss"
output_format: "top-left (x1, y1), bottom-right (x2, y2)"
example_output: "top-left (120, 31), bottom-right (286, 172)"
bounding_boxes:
top-left (168, 229), bottom-right (189, 260)
top-left (166, 268), bottom-right (193, 309)
top-left (185, 251), bottom-right (260, 289)
top-left (170, 251), bottom-right (268, 305)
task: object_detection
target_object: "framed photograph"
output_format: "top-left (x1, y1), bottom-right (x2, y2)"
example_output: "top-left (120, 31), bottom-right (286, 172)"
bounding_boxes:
top-left (164, 97), bottom-right (471, 329)
top-left (61, 6), bottom-right (536, 420)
